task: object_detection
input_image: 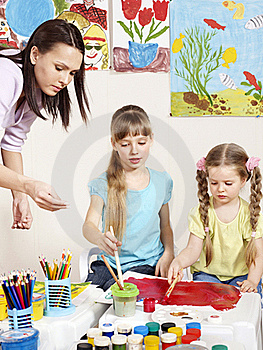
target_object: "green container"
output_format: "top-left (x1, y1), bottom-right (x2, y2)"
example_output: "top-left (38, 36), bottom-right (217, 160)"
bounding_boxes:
top-left (212, 346), bottom-right (228, 350)
top-left (145, 322), bottom-right (160, 336)
top-left (111, 283), bottom-right (139, 317)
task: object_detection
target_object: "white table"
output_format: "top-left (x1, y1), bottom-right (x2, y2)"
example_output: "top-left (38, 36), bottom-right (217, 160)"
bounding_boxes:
top-left (0, 284), bottom-right (109, 350)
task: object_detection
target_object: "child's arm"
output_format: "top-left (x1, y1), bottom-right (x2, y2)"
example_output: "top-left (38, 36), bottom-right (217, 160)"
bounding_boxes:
top-left (155, 203), bottom-right (175, 278)
top-left (82, 195), bottom-right (122, 256)
top-left (167, 233), bottom-right (203, 284)
top-left (237, 237), bottom-right (263, 293)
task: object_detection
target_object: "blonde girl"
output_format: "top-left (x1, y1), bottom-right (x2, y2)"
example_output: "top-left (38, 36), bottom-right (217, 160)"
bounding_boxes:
top-left (168, 143), bottom-right (263, 296)
top-left (83, 105), bottom-right (174, 291)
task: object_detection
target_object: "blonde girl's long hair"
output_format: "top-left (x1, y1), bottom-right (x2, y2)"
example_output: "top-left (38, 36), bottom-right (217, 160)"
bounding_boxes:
top-left (105, 105), bottom-right (152, 241)
top-left (196, 143), bottom-right (262, 267)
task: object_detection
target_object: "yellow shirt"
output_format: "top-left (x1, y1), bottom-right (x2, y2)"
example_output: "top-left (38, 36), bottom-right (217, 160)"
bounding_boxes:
top-left (189, 197), bottom-right (263, 281)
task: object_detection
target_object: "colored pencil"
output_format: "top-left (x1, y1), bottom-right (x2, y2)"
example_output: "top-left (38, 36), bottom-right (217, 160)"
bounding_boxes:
top-left (110, 226), bottom-right (124, 288)
top-left (101, 254), bottom-right (124, 290)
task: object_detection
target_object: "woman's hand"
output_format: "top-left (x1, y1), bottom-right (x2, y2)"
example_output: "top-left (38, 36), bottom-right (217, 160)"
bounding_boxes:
top-left (97, 230), bottom-right (122, 256)
top-left (12, 192), bottom-right (33, 229)
top-left (155, 251), bottom-right (174, 278)
top-left (236, 280), bottom-right (258, 293)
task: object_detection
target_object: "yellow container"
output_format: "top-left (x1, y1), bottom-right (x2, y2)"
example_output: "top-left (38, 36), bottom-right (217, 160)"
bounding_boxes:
top-left (32, 293), bottom-right (45, 321)
top-left (0, 294), bottom-right (7, 321)
top-left (144, 335), bottom-right (159, 350)
top-left (168, 327), bottom-right (183, 345)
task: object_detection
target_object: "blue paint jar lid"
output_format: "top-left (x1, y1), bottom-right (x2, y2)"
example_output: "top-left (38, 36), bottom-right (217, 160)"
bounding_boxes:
top-left (134, 325), bottom-right (149, 336)
top-left (101, 322), bottom-right (114, 332)
top-left (186, 322), bottom-right (201, 330)
top-left (0, 328), bottom-right (39, 343)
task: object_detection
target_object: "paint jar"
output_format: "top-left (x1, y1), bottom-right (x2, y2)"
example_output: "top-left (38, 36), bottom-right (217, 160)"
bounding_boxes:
top-left (161, 332), bottom-right (177, 350)
top-left (186, 328), bottom-right (201, 340)
top-left (186, 322), bottom-right (201, 330)
top-left (145, 322), bottom-right (160, 336)
top-left (87, 328), bottom-right (102, 346)
top-left (182, 334), bottom-right (198, 344)
top-left (134, 325), bottom-right (148, 343)
top-left (168, 327), bottom-right (183, 344)
top-left (127, 334), bottom-right (143, 350)
top-left (0, 294), bottom-right (7, 321)
top-left (161, 322), bottom-right (175, 333)
top-left (212, 345), bottom-right (228, 350)
top-left (7, 306), bottom-right (33, 330)
top-left (101, 323), bottom-right (114, 339)
top-left (144, 335), bottom-right (159, 350)
top-left (111, 283), bottom-right (139, 317)
top-left (143, 298), bottom-right (155, 313)
top-left (32, 293), bottom-right (45, 321)
top-left (117, 323), bottom-right (132, 336)
top-left (77, 344), bottom-right (93, 350)
top-left (0, 328), bottom-right (39, 350)
top-left (111, 334), bottom-right (127, 350)
top-left (190, 340), bottom-right (208, 348)
top-left (94, 335), bottom-right (110, 350)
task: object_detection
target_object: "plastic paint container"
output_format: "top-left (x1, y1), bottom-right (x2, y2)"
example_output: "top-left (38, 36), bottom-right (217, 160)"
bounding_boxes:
top-left (143, 298), bottom-right (155, 312)
top-left (101, 323), bottom-right (114, 339)
top-left (111, 283), bottom-right (139, 317)
top-left (94, 336), bottom-right (110, 350)
top-left (190, 340), bottom-right (208, 347)
top-left (145, 322), bottom-right (160, 336)
top-left (32, 293), bottom-right (45, 321)
top-left (168, 327), bottom-right (183, 344)
top-left (134, 325), bottom-right (148, 342)
top-left (87, 328), bottom-right (102, 346)
top-left (182, 334), bottom-right (198, 344)
top-left (77, 344), bottom-right (93, 350)
top-left (127, 334), bottom-right (143, 350)
top-left (161, 332), bottom-right (177, 350)
top-left (212, 346), bottom-right (228, 350)
top-left (111, 334), bottom-right (127, 350)
top-left (186, 328), bottom-right (201, 339)
top-left (0, 294), bottom-right (7, 321)
top-left (144, 335), bottom-right (159, 350)
top-left (186, 322), bottom-right (201, 330)
top-left (161, 322), bottom-right (176, 333)
top-left (0, 328), bottom-right (39, 350)
top-left (117, 323), bottom-right (132, 336)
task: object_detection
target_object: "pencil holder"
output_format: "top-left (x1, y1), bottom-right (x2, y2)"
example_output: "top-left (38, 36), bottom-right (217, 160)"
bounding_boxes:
top-left (7, 305), bottom-right (33, 330)
top-left (44, 277), bottom-right (75, 317)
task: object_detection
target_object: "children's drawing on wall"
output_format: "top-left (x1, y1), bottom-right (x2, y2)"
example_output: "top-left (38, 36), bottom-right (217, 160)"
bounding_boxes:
top-left (0, 0), bottom-right (109, 70)
top-left (113, 0), bottom-right (170, 72)
top-left (170, 0), bottom-right (263, 117)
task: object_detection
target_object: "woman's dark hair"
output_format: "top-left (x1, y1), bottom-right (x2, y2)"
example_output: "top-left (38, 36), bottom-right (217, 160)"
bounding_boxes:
top-left (0, 19), bottom-right (89, 129)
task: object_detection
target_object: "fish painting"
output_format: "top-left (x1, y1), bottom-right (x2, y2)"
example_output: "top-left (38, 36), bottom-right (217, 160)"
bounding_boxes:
top-left (243, 71), bottom-right (261, 90)
top-left (172, 33), bottom-right (185, 53)
top-left (222, 47), bottom-right (237, 68)
top-left (222, 1), bottom-right (245, 20)
top-left (245, 14), bottom-right (263, 29)
top-left (219, 73), bottom-right (237, 90)
top-left (203, 19), bottom-right (226, 30)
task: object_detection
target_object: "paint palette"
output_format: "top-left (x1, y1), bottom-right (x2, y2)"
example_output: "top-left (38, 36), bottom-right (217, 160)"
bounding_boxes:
top-left (152, 305), bottom-right (203, 326)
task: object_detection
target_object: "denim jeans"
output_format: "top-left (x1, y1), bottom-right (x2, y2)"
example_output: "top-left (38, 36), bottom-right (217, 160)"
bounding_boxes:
top-left (193, 271), bottom-right (262, 298)
top-left (86, 260), bottom-right (156, 291)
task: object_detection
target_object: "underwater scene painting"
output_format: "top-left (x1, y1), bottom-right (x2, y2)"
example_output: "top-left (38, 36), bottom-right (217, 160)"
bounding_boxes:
top-left (170, 0), bottom-right (263, 117)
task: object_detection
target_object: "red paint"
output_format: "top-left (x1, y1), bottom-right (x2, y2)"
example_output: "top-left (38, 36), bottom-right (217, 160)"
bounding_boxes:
top-left (162, 341), bottom-right (176, 350)
top-left (204, 19), bottom-right (226, 31)
top-left (125, 278), bottom-right (241, 311)
top-left (143, 297), bottom-right (155, 312)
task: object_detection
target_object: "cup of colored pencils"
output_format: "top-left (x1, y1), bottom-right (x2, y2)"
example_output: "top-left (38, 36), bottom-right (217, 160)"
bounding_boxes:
top-left (39, 249), bottom-right (72, 280)
top-left (0, 270), bottom-right (36, 329)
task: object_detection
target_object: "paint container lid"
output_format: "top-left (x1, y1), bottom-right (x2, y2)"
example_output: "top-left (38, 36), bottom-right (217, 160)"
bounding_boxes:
top-left (161, 332), bottom-right (177, 343)
top-left (161, 322), bottom-right (176, 332)
top-left (134, 325), bottom-right (149, 336)
top-left (208, 314), bottom-right (222, 324)
top-left (168, 326), bottom-right (183, 336)
top-left (190, 340), bottom-right (208, 347)
top-left (143, 298), bottom-right (156, 312)
top-left (77, 343), bottom-right (93, 350)
top-left (212, 345), bottom-right (228, 350)
top-left (128, 334), bottom-right (143, 345)
top-left (145, 322), bottom-right (160, 333)
top-left (117, 323), bottom-right (132, 334)
top-left (0, 328), bottom-right (39, 344)
top-left (94, 336), bottom-right (111, 347)
top-left (144, 335), bottom-right (159, 346)
top-left (186, 322), bottom-right (201, 330)
top-left (87, 328), bottom-right (102, 338)
top-left (111, 335), bottom-right (127, 345)
top-left (101, 323), bottom-right (114, 332)
top-left (182, 334), bottom-right (198, 344)
top-left (186, 328), bottom-right (201, 338)
top-left (111, 282), bottom-right (139, 297)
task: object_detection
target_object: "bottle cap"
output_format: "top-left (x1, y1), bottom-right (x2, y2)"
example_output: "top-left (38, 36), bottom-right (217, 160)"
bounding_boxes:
top-left (111, 283), bottom-right (139, 297)
top-left (168, 327), bottom-right (183, 336)
top-left (101, 323), bottom-right (114, 332)
top-left (191, 340), bottom-right (207, 347)
top-left (144, 335), bottom-right (159, 346)
top-left (208, 314), bottom-right (222, 324)
top-left (94, 336), bottom-right (111, 347)
top-left (111, 335), bottom-right (127, 345)
top-left (186, 322), bottom-right (201, 330)
top-left (77, 344), bottom-right (93, 350)
top-left (161, 322), bottom-right (176, 332)
top-left (212, 345), bottom-right (228, 350)
top-left (127, 334), bottom-right (143, 345)
top-left (145, 322), bottom-right (160, 332)
top-left (161, 332), bottom-right (177, 343)
top-left (182, 334), bottom-right (198, 344)
top-left (117, 323), bottom-right (132, 334)
top-left (186, 328), bottom-right (201, 338)
top-left (134, 325), bottom-right (149, 336)
top-left (87, 328), bottom-right (102, 338)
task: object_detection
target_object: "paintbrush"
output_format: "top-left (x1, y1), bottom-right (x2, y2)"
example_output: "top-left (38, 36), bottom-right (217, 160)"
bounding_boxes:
top-left (163, 269), bottom-right (183, 303)
top-left (110, 226), bottom-right (124, 288)
top-left (101, 254), bottom-right (124, 290)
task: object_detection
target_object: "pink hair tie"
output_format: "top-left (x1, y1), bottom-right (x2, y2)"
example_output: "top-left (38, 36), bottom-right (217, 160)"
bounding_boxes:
top-left (251, 231), bottom-right (256, 238)
top-left (205, 227), bottom-right (209, 233)
top-left (246, 157), bottom-right (260, 172)
top-left (196, 157), bottom-right (206, 172)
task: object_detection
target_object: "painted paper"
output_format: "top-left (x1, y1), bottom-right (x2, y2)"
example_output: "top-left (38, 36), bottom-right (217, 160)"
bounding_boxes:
top-left (0, 0), bottom-right (109, 70)
top-left (113, 0), bottom-right (170, 72)
top-left (170, 0), bottom-right (263, 116)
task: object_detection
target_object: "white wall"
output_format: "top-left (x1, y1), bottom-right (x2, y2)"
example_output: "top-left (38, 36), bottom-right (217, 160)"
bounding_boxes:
top-left (0, 69), bottom-right (263, 282)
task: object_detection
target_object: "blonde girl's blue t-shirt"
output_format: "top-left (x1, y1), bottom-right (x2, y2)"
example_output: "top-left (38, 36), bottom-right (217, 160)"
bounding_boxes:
top-left (88, 168), bottom-right (173, 272)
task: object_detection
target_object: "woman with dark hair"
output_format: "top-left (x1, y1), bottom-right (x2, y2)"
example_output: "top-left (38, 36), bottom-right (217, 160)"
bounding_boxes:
top-left (0, 19), bottom-right (89, 229)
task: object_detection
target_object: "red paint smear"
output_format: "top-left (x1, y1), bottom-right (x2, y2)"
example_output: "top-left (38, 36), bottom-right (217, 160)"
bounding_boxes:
top-left (125, 277), bottom-right (241, 311)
